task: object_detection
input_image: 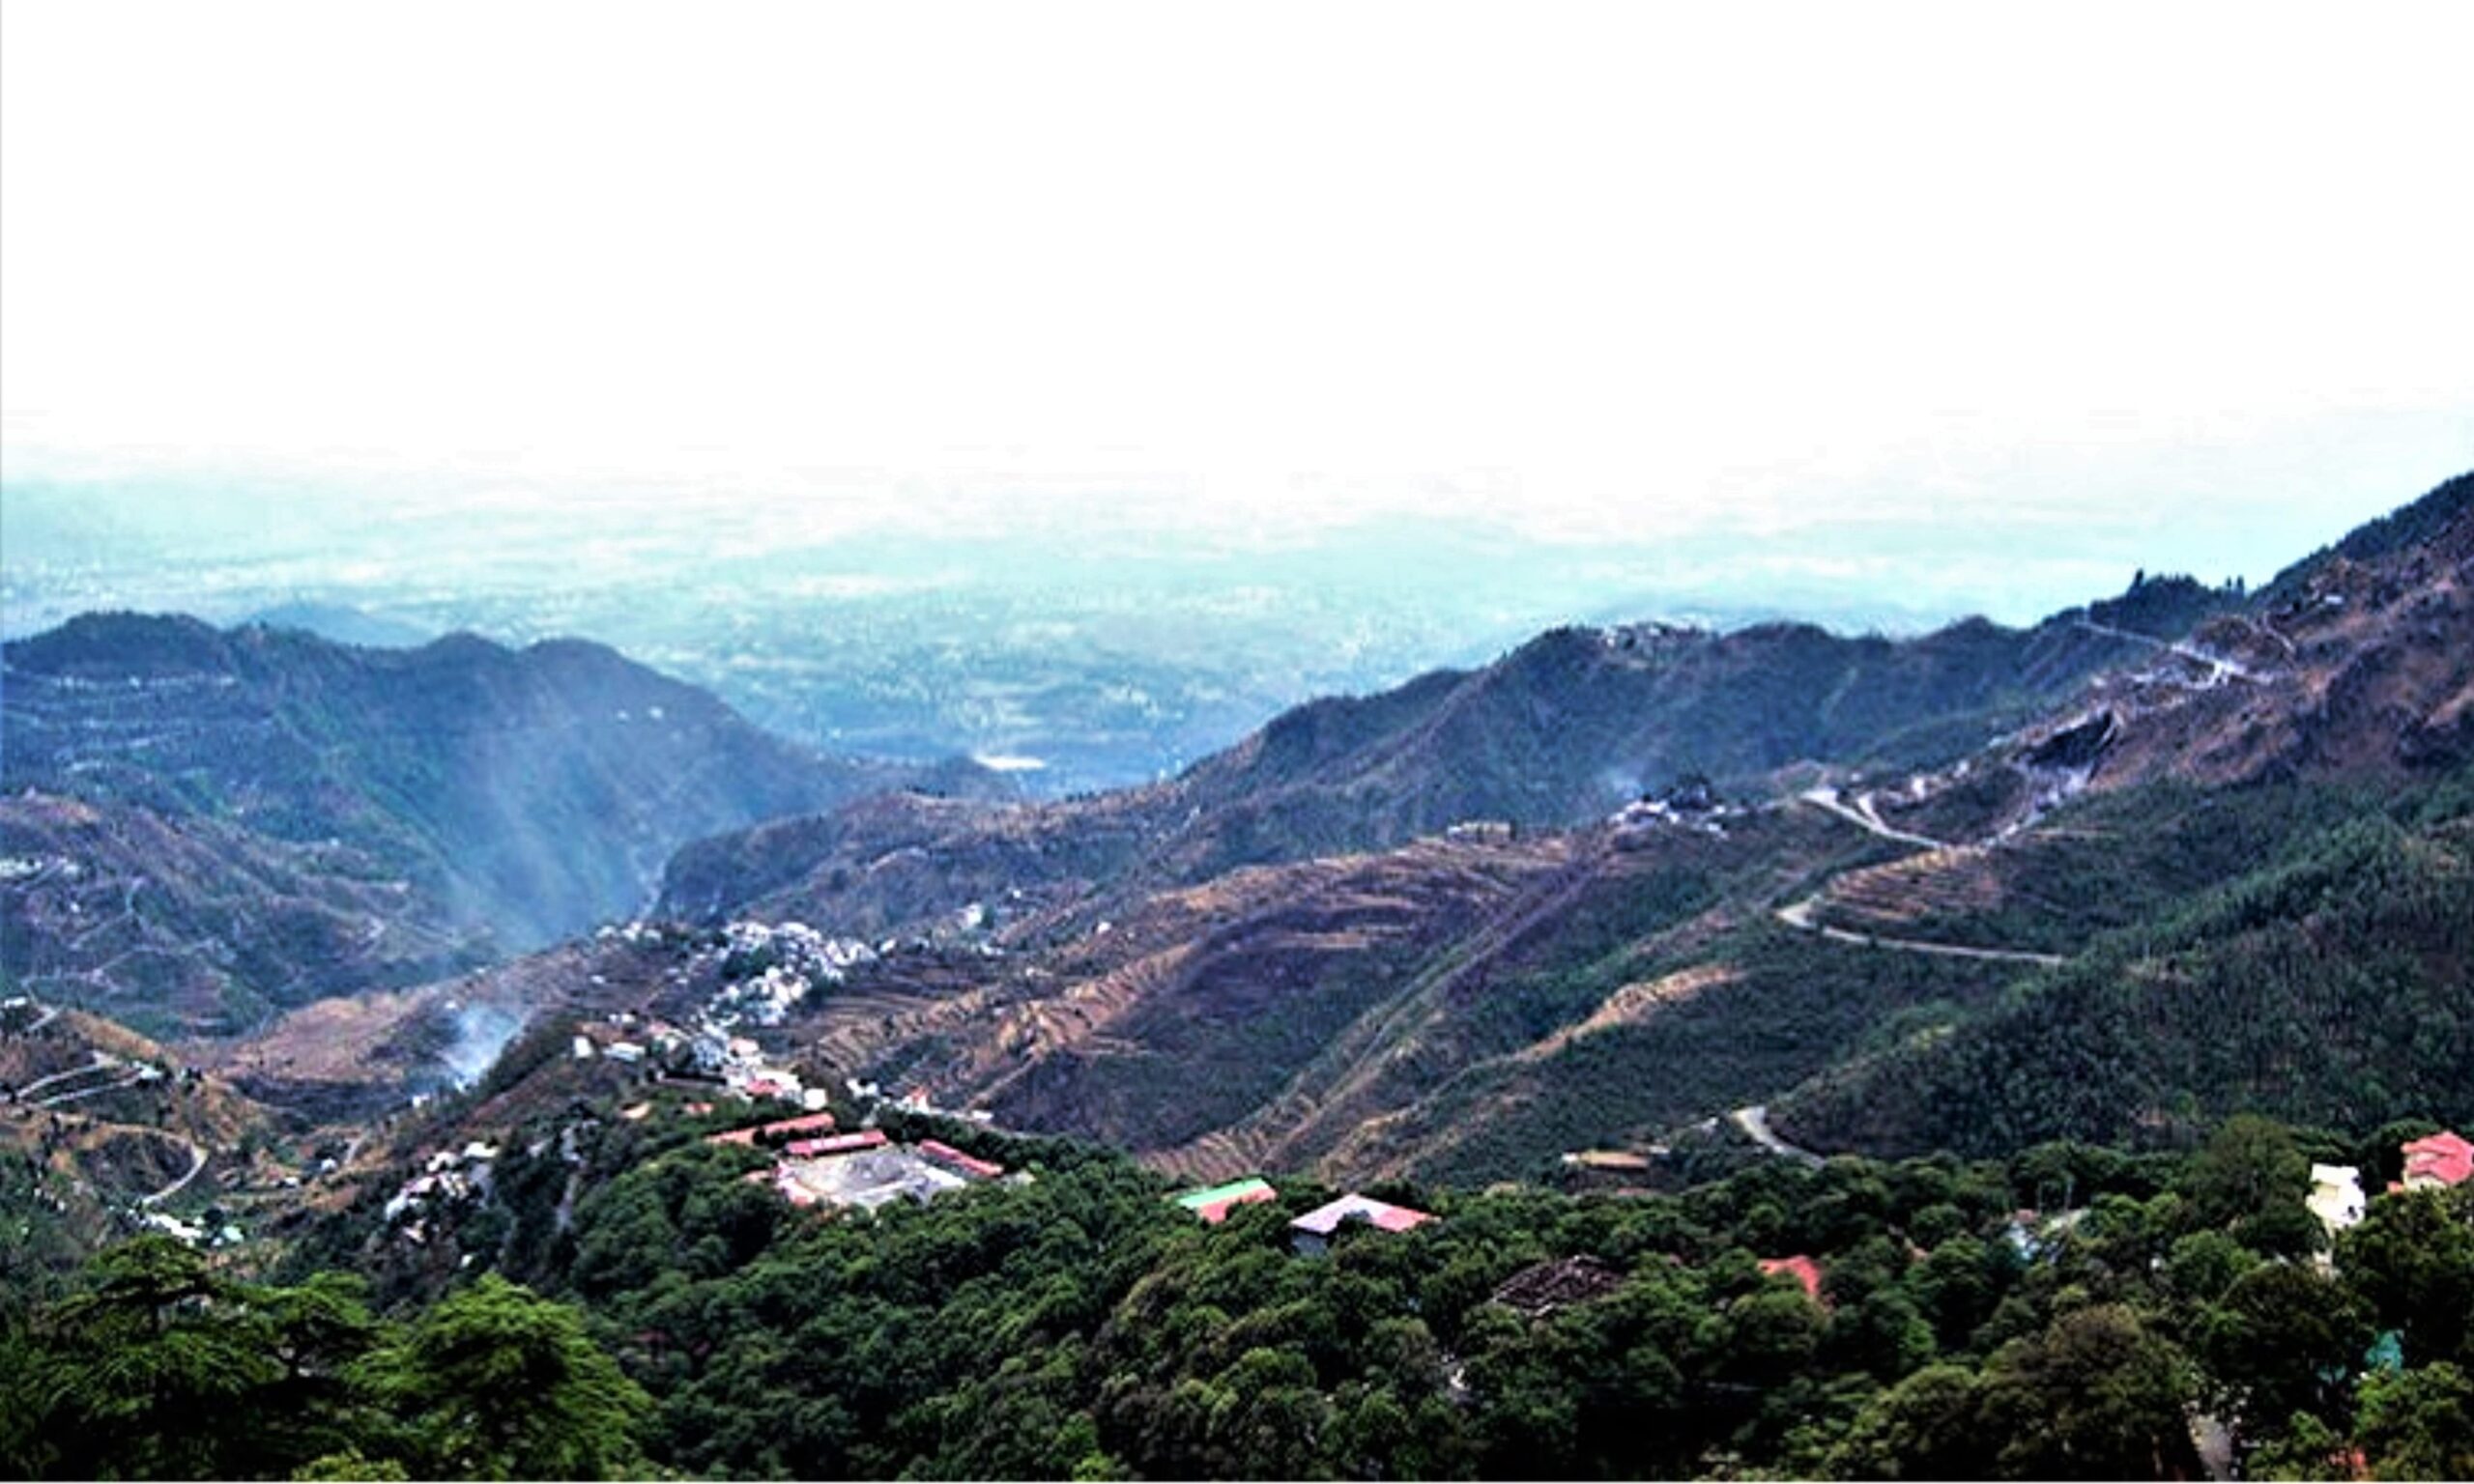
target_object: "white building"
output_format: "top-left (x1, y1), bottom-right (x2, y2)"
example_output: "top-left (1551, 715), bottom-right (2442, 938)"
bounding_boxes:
top-left (2307, 1163), bottom-right (2366, 1238)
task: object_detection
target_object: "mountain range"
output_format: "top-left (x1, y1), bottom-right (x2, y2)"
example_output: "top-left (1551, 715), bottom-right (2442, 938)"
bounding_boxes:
top-left (643, 471), bottom-right (2474, 1183)
top-left (0, 617), bottom-right (989, 1037)
top-left (3, 473), bottom-right (2469, 1191)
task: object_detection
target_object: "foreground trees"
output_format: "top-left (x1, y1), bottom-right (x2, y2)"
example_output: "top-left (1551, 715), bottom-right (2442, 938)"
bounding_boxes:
top-left (5, 1122), bottom-right (2470, 1479)
top-left (0, 1237), bottom-right (641, 1481)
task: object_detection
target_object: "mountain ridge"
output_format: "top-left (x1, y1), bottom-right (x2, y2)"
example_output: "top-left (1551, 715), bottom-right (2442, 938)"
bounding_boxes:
top-left (656, 570), bottom-right (2244, 937)
top-left (2, 614), bottom-right (993, 1035)
top-left (623, 472), bottom-right (2474, 1185)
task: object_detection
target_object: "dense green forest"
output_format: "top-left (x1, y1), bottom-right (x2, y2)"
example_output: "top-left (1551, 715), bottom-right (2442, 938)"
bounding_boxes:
top-left (7, 1109), bottom-right (2472, 1479)
top-left (1785, 769), bottom-right (2474, 1157)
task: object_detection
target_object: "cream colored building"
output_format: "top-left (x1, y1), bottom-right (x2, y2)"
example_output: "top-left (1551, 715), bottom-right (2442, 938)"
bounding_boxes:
top-left (2307, 1162), bottom-right (2366, 1239)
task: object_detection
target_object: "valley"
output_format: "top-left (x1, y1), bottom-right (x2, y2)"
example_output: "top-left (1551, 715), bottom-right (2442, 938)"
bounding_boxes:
top-left (11, 5), bottom-right (2471, 1470)
top-left (3, 471), bottom-right (2471, 1482)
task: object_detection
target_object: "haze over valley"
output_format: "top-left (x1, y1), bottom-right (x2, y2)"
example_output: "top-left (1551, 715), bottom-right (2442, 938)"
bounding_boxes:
top-left (7, 4), bottom-right (2474, 1479)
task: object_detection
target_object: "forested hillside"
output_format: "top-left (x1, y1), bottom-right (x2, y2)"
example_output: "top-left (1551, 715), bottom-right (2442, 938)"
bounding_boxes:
top-left (629, 474), bottom-right (2474, 1189)
top-left (1780, 768), bottom-right (2474, 1156)
top-left (9, 1100), bottom-right (2471, 1480)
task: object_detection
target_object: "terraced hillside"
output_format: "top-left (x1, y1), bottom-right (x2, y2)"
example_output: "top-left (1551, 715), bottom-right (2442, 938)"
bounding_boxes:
top-left (751, 474), bottom-right (2474, 1183)
top-left (1, 790), bottom-right (486, 1039)
top-left (24, 474), bottom-right (2474, 1211)
top-left (0, 997), bottom-right (282, 1294)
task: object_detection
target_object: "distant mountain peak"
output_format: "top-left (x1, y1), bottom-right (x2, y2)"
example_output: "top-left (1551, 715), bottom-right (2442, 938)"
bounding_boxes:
top-left (3, 613), bottom-right (931, 1036)
top-left (4, 611), bottom-right (234, 678)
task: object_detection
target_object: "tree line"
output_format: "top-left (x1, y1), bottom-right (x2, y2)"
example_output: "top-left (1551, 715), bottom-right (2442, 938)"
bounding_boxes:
top-left (6, 1109), bottom-right (2471, 1479)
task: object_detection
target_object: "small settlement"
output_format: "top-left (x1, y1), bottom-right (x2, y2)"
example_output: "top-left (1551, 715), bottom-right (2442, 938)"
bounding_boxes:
top-left (1166, 1180), bottom-right (1444, 1258)
top-left (2294, 1127), bottom-right (2474, 1254)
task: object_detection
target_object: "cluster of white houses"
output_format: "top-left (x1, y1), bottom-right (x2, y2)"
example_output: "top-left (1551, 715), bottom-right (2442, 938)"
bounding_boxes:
top-left (380, 1140), bottom-right (503, 1242)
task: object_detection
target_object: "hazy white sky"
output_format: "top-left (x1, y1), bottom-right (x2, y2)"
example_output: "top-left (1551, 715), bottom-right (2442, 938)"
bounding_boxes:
top-left (4, 1), bottom-right (2469, 548)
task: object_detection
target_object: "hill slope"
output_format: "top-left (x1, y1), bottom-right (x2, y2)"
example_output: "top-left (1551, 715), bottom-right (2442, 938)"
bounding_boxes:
top-left (638, 473), bottom-right (2474, 1184)
top-left (663, 577), bottom-right (2240, 935)
top-left (2, 614), bottom-right (950, 1034)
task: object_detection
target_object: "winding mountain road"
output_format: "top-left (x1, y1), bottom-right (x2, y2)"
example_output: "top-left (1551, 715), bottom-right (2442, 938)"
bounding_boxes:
top-left (33, 1069), bottom-right (151, 1109)
top-left (139, 1138), bottom-right (209, 1207)
top-left (1731, 1104), bottom-right (1822, 1166)
top-left (1780, 793), bottom-right (2069, 966)
top-left (13, 1051), bottom-right (120, 1100)
top-left (1728, 771), bottom-right (2074, 1165)
top-left (1774, 893), bottom-right (2068, 967)
top-left (2072, 617), bottom-right (2258, 686)
top-left (1796, 787), bottom-right (1946, 850)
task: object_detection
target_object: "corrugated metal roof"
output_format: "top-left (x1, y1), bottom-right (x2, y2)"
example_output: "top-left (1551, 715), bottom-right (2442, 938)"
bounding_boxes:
top-left (918, 1139), bottom-right (1004, 1180)
top-left (1759, 1255), bottom-right (1827, 1304)
top-left (1174, 1177), bottom-right (1276, 1210)
top-left (2403, 1129), bottom-right (2474, 1186)
top-left (1290, 1193), bottom-right (1435, 1237)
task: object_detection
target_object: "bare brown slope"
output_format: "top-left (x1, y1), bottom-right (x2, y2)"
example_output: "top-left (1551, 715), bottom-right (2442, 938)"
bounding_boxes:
top-left (834, 480), bottom-right (2474, 1184)
top-left (1, 1003), bottom-right (283, 1282)
top-left (765, 799), bottom-right (1893, 1186)
top-left (1989, 481), bottom-right (2474, 798)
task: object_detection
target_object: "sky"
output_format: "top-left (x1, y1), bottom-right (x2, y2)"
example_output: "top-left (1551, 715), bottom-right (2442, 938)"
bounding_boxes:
top-left (4, 1), bottom-right (2470, 587)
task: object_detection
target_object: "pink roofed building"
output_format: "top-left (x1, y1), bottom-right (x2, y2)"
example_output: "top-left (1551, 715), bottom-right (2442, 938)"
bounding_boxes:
top-left (1759, 1255), bottom-right (1827, 1307)
top-left (1290, 1193), bottom-right (1436, 1256)
top-left (917, 1139), bottom-right (1004, 1181)
top-left (2394, 1129), bottom-right (2474, 1192)
top-left (1173, 1177), bottom-right (1279, 1224)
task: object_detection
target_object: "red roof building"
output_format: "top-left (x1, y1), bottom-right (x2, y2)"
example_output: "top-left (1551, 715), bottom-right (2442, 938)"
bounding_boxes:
top-left (706, 1110), bottom-right (839, 1148)
top-left (917, 1139), bottom-right (1005, 1180)
top-left (1289, 1194), bottom-right (1436, 1254)
top-left (1172, 1177), bottom-right (1279, 1224)
top-left (2397, 1129), bottom-right (2474, 1191)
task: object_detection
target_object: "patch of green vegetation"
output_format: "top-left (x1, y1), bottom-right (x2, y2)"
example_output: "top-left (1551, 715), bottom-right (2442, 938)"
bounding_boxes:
top-left (48, 1109), bottom-right (2468, 1481)
top-left (1787, 769), bottom-right (2474, 1156)
top-left (1828, 777), bottom-right (2419, 956)
top-left (1404, 925), bottom-right (2027, 1185)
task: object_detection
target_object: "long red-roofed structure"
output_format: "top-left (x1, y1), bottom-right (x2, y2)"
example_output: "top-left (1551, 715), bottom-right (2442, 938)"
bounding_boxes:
top-left (787, 1129), bottom-right (889, 1158)
top-left (706, 1111), bottom-right (839, 1148)
top-left (917, 1139), bottom-right (1005, 1180)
